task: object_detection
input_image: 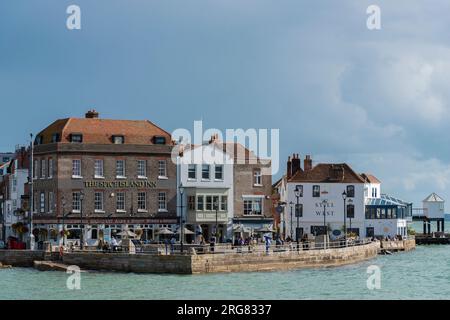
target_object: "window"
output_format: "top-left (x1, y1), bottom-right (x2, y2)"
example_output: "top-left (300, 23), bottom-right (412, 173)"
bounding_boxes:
top-left (202, 165), bottom-right (210, 180)
top-left (153, 136), bottom-right (166, 144)
top-left (215, 165), bottom-right (223, 180)
top-left (113, 135), bottom-right (125, 144)
top-left (295, 185), bottom-right (303, 197)
top-left (213, 196), bottom-right (220, 210)
top-left (372, 187), bottom-right (377, 198)
top-left (206, 196), bottom-right (213, 210)
top-left (197, 195), bottom-right (204, 211)
top-left (40, 159), bottom-right (46, 178)
top-left (40, 192), bottom-right (45, 213)
top-left (158, 160), bottom-right (167, 177)
top-left (295, 203), bottom-right (303, 217)
top-left (254, 169), bottom-right (262, 185)
top-left (346, 185), bottom-right (355, 198)
top-left (94, 192), bottom-right (104, 212)
top-left (12, 179), bottom-right (17, 192)
top-left (188, 164), bottom-right (196, 179)
top-left (48, 192), bottom-right (54, 213)
top-left (313, 185), bottom-right (320, 197)
top-left (72, 192), bottom-right (81, 212)
top-left (72, 159), bottom-right (81, 177)
top-left (116, 192), bottom-right (125, 211)
top-left (188, 196), bottom-right (196, 210)
top-left (138, 192), bottom-right (147, 211)
top-left (220, 196), bottom-right (227, 211)
top-left (158, 192), bottom-right (167, 211)
top-left (116, 160), bottom-right (126, 178)
top-left (33, 160), bottom-right (38, 179)
top-left (48, 158), bottom-right (53, 178)
top-left (70, 134), bottom-right (83, 143)
top-left (346, 204), bottom-right (355, 219)
top-left (35, 135), bottom-right (43, 145)
top-left (244, 198), bottom-right (262, 215)
top-left (137, 160), bottom-right (147, 177)
top-left (51, 133), bottom-right (60, 143)
top-left (94, 159), bottom-right (104, 177)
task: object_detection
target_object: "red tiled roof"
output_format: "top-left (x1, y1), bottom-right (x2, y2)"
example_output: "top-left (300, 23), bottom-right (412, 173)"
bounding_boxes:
top-left (36, 117), bottom-right (172, 145)
top-left (360, 173), bottom-right (381, 184)
top-left (288, 163), bottom-right (365, 183)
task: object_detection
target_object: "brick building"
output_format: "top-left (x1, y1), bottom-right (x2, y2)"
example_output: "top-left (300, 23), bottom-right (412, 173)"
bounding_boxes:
top-left (32, 110), bottom-right (177, 246)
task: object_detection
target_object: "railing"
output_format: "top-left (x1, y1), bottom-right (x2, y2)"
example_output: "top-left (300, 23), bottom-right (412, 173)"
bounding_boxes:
top-left (54, 238), bottom-right (375, 256)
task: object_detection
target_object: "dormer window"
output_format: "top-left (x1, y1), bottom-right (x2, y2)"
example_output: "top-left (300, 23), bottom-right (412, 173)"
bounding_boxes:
top-left (113, 135), bottom-right (125, 144)
top-left (70, 134), bottom-right (83, 143)
top-left (51, 133), bottom-right (61, 143)
top-left (153, 136), bottom-right (166, 144)
top-left (34, 136), bottom-right (43, 145)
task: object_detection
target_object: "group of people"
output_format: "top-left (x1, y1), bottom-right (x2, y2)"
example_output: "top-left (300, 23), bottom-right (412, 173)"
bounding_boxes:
top-left (98, 237), bottom-right (122, 253)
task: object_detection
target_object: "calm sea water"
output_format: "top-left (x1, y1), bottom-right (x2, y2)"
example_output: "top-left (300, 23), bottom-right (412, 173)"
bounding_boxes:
top-left (0, 221), bottom-right (449, 300)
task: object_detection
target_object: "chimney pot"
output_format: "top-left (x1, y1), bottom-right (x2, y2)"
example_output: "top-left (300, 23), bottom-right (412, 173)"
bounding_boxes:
top-left (85, 109), bottom-right (99, 119)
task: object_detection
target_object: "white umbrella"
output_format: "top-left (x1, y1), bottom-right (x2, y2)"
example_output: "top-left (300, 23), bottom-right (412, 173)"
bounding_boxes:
top-left (116, 230), bottom-right (137, 238)
top-left (176, 227), bottom-right (194, 235)
top-left (155, 228), bottom-right (174, 235)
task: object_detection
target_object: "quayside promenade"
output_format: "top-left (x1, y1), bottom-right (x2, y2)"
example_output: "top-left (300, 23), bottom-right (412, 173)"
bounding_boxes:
top-left (0, 239), bottom-right (384, 274)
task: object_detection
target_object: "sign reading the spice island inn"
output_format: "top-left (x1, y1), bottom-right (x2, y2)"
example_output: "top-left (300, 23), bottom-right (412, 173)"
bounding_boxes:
top-left (84, 180), bottom-right (157, 188)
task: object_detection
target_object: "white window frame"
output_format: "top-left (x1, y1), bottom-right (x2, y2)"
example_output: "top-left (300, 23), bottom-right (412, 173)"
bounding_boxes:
top-left (137, 160), bottom-right (147, 179)
top-left (243, 197), bottom-right (263, 216)
top-left (116, 160), bottom-right (126, 179)
top-left (202, 164), bottom-right (210, 180)
top-left (94, 159), bottom-right (104, 178)
top-left (158, 160), bottom-right (167, 179)
top-left (188, 164), bottom-right (196, 180)
top-left (48, 158), bottom-right (53, 179)
top-left (72, 159), bottom-right (82, 178)
top-left (72, 192), bottom-right (81, 213)
top-left (253, 169), bottom-right (262, 186)
top-left (48, 191), bottom-right (54, 213)
top-left (40, 159), bottom-right (46, 179)
top-left (158, 192), bottom-right (167, 212)
top-left (94, 192), bottom-right (104, 212)
top-left (215, 165), bottom-right (224, 181)
top-left (116, 192), bottom-right (126, 212)
top-left (33, 160), bottom-right (38, 179)
top-left (40, 192), bottom-right (45, 213)
top-left (137, 192), bottom-right (147, 212)
top-left (220, 195), bottom-right (227, 211)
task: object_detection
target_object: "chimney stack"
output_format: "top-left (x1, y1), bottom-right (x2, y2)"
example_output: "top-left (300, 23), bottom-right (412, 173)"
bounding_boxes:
top-left (304, 155), bottom-right (313, 172)
top-left (85, 109), bottom-right (99, 119)
top-left (286, 156), bottom-right (292, 179)
top-left (291, 153), bottom-right (301, 176)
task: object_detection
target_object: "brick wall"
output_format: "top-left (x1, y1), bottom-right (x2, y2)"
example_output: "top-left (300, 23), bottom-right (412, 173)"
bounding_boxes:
top-left (0, 250), bottom-right (45, 267)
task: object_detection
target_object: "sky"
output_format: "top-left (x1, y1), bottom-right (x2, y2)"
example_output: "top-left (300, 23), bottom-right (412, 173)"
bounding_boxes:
top-left (1, 0), bottom-right (450, 207)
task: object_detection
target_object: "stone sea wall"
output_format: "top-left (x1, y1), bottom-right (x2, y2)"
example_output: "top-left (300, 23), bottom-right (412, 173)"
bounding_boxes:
top-left (191, 241), bottom-right (380, 274)
top-left (62, 252), bottom-right (192, 274)
top-left (0, 250), bottom-right (45, 267)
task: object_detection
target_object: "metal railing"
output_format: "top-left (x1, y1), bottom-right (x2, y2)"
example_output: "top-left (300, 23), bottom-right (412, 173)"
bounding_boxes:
top-left (53, 238), bottom-right (375, 256)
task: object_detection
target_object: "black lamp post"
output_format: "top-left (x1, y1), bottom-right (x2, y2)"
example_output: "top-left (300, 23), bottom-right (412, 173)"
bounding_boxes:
top-left (79, 191), bottom-right (84, 250)
top-left (61, 197), bottom-right (66, 246)
top-left (342, 191), bottom-right (347, 245)
top-left (294, 186), bottom-right (302, 250)
top-left (214, 198), bottom-right (219, 243)
top-left (289, 201), bottom-right (294, 240)
top-left (179, 184), bottom-right (184, 253)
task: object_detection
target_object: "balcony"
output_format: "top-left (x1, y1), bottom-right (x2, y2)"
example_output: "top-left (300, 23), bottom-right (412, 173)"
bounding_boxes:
top-left (187, 211), bottom-right (228, 224)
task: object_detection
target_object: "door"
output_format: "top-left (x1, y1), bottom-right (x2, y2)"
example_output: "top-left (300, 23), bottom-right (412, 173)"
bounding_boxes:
top-left (366, 227), bottom-right (374, 238)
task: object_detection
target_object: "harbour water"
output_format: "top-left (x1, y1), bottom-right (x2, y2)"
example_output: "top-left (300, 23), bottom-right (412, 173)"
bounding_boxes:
top-left (0, 222), bottom-right (449, 300)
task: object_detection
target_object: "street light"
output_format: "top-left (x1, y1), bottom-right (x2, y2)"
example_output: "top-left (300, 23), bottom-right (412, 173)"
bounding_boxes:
top-left (289, 201), bottom-right (294, 240)
top-left (61, 197), bottom-right (66, 246)
top-left (294, 186), bottom-right (302, 251)
top-left (179, 184), bottom-right (184, 253)
top-left (79, 191), bottom-right (84, 250)
top-left (342, 190), bottom-right (347, 246)
top-left (214, 198), bottom-right (219, 243)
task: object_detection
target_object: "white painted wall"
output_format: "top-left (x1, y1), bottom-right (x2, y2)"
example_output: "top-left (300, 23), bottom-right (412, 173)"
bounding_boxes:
top-left (423, 200), bottom-right (445, 219)
top-left (286, 182), bottom-right (365, 238)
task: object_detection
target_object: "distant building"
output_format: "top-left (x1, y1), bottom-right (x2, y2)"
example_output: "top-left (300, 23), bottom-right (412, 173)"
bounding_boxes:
top-left (422, 193), bottom-right (445, 233)
top-left (31, 110), bottom-right (177, 246)
top-left (177, 134), bottom-right (273, 243)
top-left (275, 153), bottom-right (412, 240)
